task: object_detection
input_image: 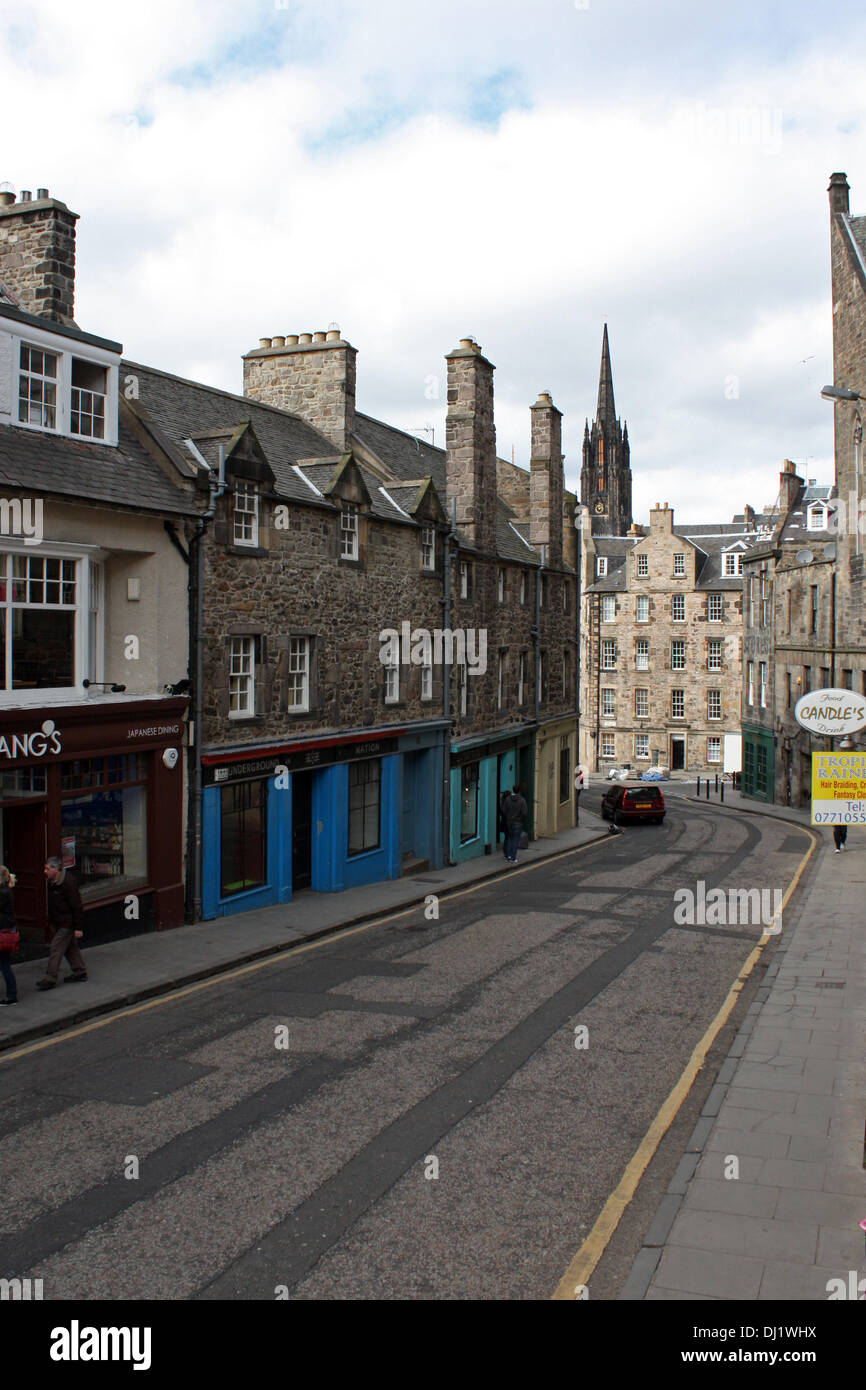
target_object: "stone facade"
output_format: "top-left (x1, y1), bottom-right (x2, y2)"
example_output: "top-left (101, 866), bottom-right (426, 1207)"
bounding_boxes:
top-left (581, 504), bottom-right (759, 775)
top-left (0, 190), bottom-right (78, 324)
top-left (445, 339), bottom-right (498, 556)
top-left (243, 331), bottom-right (357, 452)
top-left (529, 393), bottom-right (564, 569)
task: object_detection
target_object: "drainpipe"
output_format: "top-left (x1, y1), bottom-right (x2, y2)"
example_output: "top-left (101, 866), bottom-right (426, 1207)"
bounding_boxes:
top-left (531, 546), bottom-right (544, 836)
top-left (188, 443), bottom-right (227, 921)
top-left (442, 497), bottom-right (457, 863)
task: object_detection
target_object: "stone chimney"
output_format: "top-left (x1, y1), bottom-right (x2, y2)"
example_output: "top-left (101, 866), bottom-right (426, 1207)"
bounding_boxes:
top-left (529, 391), bottom-right (563, 568)
top-left (243, 329), bottom-right (356, 452)
top-left (649, 502), bottom-right (674, 533)
top-left (779, 459), bottom-right (802, 515)
top-left (828, 172), bottom-right (850, 216)
top-left (0, 187), bottom-right (78, 324)
top-left (445, 337), bottom-right (497, 555)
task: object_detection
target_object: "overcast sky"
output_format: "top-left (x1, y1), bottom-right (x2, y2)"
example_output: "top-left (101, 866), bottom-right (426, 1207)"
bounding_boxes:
top-left (3, 0), bottom-right (864, 521)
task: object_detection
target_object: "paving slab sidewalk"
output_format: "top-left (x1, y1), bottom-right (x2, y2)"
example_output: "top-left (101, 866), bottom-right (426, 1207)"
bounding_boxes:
top-left (0, 816), bottom-right (609, 1052)
top-left (622, 793), bottom-right (866, 1301)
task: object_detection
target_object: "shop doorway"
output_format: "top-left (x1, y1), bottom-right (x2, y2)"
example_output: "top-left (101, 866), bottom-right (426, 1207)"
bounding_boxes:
top-left (292, 772), bottom-right (313, 892)
top-left (2, 802), bottom-right (47, 943)
top-left (670, 736), bottom-right (686, 772)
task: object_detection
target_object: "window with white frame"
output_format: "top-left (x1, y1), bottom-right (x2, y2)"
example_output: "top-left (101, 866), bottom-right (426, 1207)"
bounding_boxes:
top-left (18, 344), bottom-right (58, 429)
top-left (722, 550), bottom-right (742, 576)
top-left (747, 660), bottom-right (754, 705)
top-left (601, 639), bottom-right (617, 670)
top-left (287, 637), bottom-right (309, 711)
top-left (806, 505), bottom-right (825, 531)
top-left (600, 733), bottom-right (616, 758)
top-left (635, 638), bottom-right (649, 671)
top-left (636, 553), bottom-right (649, 576)
top-left (420, 525), bottom-right (435, 570)
top-left (673, 553), bottom-right (685, 576)
top-left (229, 637), bottom-right (255, 717)
top-left (760, 572), bottom-right (771, 628)
top-left (635, 687), bottom-right (649, 717)
top-left (15, 337), bottom-right (118, 443)
top-left (707, 737), bottom-right (721, 763)
top-left (233, 484), bottom-right (259, 546)
top-left (636, 594), bottom-right (649, 623)
top-left (497, 567), bottom-right (505, 602)
top-left (671, 594), bottom-right (685, 621)
top-left (421, 659), bottom-right (433, 701)
top-left (460, 560), bottom-right (471, 599)
top-left (707, 639), bottom-right (723, 670)
top-left (0, 552), bottom-right (79, 691)
top-left (671, 639), bottom-right (686, 670)
top-left (384, 651), bottom-right (400, 704)
top-left (707, 594), bottom-right (723, 621)
top-left (340, 503), bottom-right (359, 559)
top-left (671, 688), bottom-right (685, 718)
top-left (707, 689), bottom-right (722, 720)
top-left (457, 660), bottom-right (468, 715)
top-left (596, 556), bottom-right (607, 577)
top-left (601, 595), bottom-right (616, 622)
top-left (70, 358), bottom-right (107, 439)
top-left (601, 688), bottom-right (615, 717)
top-left (635, 733), bottom-right (650, 759)
top-left (759, 661), bottom-right (767, 708)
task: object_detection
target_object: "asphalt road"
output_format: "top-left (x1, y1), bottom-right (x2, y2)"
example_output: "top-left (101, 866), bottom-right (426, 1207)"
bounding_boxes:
top-left (0, 795), bottom-right (813, 1301)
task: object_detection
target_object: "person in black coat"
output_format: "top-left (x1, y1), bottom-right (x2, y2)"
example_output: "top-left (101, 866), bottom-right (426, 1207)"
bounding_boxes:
top-left (36, 857), bottom-right (87, 990)
top-left (0, 865), bottom-right (18, 1005)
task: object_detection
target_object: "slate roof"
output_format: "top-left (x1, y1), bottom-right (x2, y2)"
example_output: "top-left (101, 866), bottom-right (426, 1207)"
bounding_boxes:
top-left (586, 520), bottom-right (773, 593)
top-left (778, 481), bottom-right (837, 545)
top-left (354, 412), bottom-right (446, 492)
top-left (0, 417), bottom-right (198, 515)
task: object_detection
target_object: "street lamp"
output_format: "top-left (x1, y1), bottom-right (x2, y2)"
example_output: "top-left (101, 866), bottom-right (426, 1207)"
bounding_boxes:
top-left (821, 384), bottom-right (864, 402)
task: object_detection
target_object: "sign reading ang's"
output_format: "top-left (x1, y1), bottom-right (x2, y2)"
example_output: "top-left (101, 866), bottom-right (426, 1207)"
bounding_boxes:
top-left (794, 688), bottom-right (866, 737)
top-left (0, 719), bottom-right (62, 760)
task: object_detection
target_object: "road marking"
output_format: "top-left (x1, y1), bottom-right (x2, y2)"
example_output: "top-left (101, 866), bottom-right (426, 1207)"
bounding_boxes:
top-left (551, 823), bottom-right (818, 1300)
top-left (0, 837), bottom-right (607, 1064)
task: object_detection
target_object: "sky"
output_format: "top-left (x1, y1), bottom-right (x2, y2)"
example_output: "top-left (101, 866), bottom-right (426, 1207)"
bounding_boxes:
top-left (2, 0), bottom-right (865, 522)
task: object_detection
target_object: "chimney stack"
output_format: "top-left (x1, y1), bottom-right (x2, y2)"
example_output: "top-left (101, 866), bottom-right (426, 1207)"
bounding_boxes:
top-left (0, 187), bottom-right (78, 324)
top-left (243, 330), bottom-right (357, 452)
top-left (649, 502), bottom-right (674, 533)
top-left (529, 391), bottom-right (564, 568)
top-left (779, 458), bottom-right (802, 515)
top-left (828, 172), bottom-right (850, 216)
top-left (445, 337), bottom-right (497, 555)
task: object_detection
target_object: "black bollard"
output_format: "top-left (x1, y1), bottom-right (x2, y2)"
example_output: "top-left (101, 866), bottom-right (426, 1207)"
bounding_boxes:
top-left (706, 778), bottom-right (710, 799)
top-left (697, 776), bottom-right (701, 796)
top-left (715, 773), bottom-right (718, 792)
top-left (720, 781), bottom-right (725, 803)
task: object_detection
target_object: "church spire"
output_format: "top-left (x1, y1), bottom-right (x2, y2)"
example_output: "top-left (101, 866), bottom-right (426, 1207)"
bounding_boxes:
top-left (596, 322), bottom-right (616, 425)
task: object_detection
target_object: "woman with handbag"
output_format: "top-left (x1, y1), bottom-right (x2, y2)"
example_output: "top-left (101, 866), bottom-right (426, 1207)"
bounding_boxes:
top-left (0, 865), bottom-right (19, 1005)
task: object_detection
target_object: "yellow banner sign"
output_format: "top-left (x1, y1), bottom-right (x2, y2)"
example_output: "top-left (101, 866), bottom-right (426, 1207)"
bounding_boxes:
top-left (811, 752), bottom-right (866, 825)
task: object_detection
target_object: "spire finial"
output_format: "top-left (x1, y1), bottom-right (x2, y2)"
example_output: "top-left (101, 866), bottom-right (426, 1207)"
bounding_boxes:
top-left (597, 323), bottom-right (616, 424)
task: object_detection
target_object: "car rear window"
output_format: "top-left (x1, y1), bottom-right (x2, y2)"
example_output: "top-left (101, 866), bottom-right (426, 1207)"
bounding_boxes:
top-left (625, 788), bottom-right (661, 802)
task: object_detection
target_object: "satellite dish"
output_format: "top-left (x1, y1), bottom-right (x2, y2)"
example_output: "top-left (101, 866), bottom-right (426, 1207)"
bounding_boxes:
top-left (795, 549), bottom-right (813, 565)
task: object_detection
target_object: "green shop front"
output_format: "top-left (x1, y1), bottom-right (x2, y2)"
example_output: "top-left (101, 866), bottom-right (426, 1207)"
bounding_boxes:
top-left (449, 726), bottom-right (534, 863)
top-left (741, 724), bottom-right (774, 802)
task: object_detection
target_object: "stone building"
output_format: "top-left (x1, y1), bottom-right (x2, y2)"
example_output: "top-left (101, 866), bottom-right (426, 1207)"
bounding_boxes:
top-left (741, 463), bottom-right (836, 804)
top-left (0, 187), bottom-right (194, 947)
top-left (581, 503), bottom-right (772, 775)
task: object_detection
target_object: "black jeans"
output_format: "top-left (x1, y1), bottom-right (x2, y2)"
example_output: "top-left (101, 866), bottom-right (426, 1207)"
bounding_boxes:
top-left (0, 950), bottom-right (17, 1001)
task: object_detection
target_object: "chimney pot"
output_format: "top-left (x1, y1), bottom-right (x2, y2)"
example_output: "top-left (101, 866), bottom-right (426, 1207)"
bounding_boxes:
top-left (459, 337), bottom-right (479, 352)
top-left (828, 171), bottom-right (850, 216)
top-left (299, 333), bottom-right (313, 344)
top-left (0, 191), bottom-right (14, 207)
top-left (326, 329), bottom-right (340, 342)
top-left (286, 334), bottom-right (299, 346)
top-left (313, 331), bottom-right (326, 343)
top-left (36, 188), bottom-right (49, 200)
top-left (271, 336), bottom-right (285, 348)
top-left (259, 338), bottom-right (272, 349)
top-left (19, 190), bottom-right (32, 202)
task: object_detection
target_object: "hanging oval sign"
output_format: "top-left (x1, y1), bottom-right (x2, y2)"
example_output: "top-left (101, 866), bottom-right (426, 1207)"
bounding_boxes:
top-left (794, 688), bottom-right (866, 735)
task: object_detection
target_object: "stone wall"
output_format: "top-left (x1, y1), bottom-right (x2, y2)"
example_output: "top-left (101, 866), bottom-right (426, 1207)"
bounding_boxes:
top-left (0, 193), bottom-right (78, 324)
top-left (243, 332), bottom-right (356, 451)
top-left (445, 339), bottom-right (497, 556)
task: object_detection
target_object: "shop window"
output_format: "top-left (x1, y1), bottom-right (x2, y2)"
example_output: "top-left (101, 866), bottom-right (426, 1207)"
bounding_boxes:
top-left (460, 761), bottom-right (479, 843)
top-left (220, 779), bottom-right (267, 896)
top-left (348, 759), bottom-right (380, 855)
top-left (61, 754), bottom-right (149, 901)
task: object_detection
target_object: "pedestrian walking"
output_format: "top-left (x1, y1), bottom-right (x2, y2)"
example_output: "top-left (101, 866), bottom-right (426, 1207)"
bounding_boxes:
top-left (36, 857), bottom-right (87, 991)
top-left (502, 785), bottom-right (528, 864)
top-left (833, 825), bottom-right (848, 853)
top-left (0, 866), bottom-right (19, 1006)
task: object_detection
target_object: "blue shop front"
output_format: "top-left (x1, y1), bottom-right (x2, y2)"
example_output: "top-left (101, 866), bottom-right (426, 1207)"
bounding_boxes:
top-left (449, 726), bottom-right (534, 864)
top-left (200, 723), bottom-right (445, 919)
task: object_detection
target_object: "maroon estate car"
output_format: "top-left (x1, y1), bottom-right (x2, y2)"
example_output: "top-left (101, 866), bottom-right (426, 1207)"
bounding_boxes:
top-left (601, 784), bottom-right (666, 824)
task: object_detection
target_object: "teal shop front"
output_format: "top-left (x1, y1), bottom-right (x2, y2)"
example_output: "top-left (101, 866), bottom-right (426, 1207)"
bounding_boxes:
top-left (449, 728), bottom-right (534, 864)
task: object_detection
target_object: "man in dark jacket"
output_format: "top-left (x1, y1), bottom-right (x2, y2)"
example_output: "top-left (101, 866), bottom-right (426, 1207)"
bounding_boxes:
top-left (502, 785), bottom-right (528, 864)
top-left (36, 857), bottom-right (87, 990)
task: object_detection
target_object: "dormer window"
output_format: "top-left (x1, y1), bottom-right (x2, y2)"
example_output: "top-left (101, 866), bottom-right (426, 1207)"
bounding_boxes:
top-left (596, 557), bottom-right (607, 577)
top-left (8, 324), bottom-right (119, 445)
top-left (233, 484), bottom-right (259, 546)
top-left (806, 505), bottom-right (826, 531)
top-left (722, 551), bottom-right (742, 576)
top-left (340, 503), bottom-right (358, 560)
